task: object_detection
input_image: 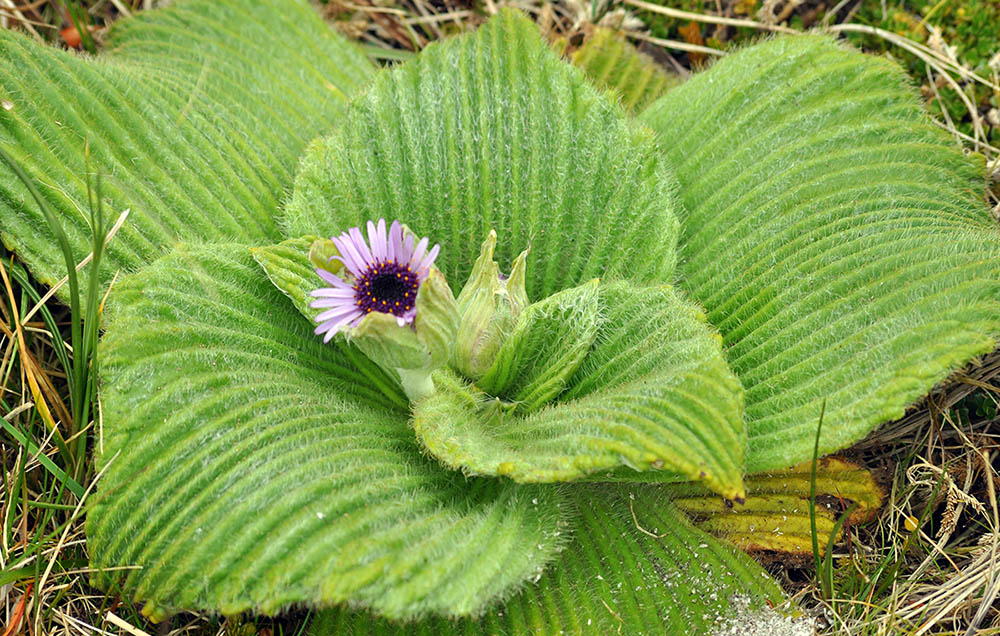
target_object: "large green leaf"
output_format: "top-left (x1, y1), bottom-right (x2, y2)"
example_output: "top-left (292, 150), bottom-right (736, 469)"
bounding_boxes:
top-left (413, 284), bottom-right (747, 500)
top-left (282, 9), bottom-right (680, 301)
top-left (309, 485), bottom-right (786, 635)
top-left (0, 0), bottom-right (373, 293)
top-left (640, 35), bottom-right (1000, 472)
top-left (89, 244), bottom-right (570, 620)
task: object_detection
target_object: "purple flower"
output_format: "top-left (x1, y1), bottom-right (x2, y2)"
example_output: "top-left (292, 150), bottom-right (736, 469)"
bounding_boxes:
top-left (310, 219), bottom-right (441, 343)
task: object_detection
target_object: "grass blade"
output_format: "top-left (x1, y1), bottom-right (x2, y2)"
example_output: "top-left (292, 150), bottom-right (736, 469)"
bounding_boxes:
top-left (0, 414), bottom-right (85, 498)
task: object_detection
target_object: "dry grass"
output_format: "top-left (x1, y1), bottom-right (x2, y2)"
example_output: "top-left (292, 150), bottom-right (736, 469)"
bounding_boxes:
top-left (2, 2), bottom-right (1000, 635)
top-left (801, 353), bottom-right (1000, 634)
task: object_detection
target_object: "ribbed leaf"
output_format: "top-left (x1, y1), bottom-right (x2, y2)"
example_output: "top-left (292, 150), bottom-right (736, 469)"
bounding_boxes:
top-left (0, 0), bottom-right (373, 294)
top-left (572, 27), bottom-right (679, 114)
top-left (251, 236), bottom-right (326, 321)
top-left (478, 279), bottom-right (600, 411)
top-left (414, 284), bottom-right (746, 500)
top-left (89, 244), bottom-right (570, 620)
top-left (640, 35), bottom-right (1000, 472)
top-left (283, 9), bottom-right (680, 301)
top-left (672, 457), bottom-right (883, 556)
top-left (309, 485), bottom-right (785, 635)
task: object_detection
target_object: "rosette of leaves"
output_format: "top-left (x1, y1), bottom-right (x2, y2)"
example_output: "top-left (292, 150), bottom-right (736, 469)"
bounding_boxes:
top-left (1, 1), bottom-right (998, 633)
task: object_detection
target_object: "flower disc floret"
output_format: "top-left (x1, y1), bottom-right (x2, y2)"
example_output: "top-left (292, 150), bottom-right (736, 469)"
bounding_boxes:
top-left (310, 219), bottom-right (440, 342)
top-left (355, 260), bottom-right (419, 317)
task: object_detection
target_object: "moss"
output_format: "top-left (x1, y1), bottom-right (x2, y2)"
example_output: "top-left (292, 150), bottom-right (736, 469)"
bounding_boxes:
top-left (846, 0), bottom-right (999, 143)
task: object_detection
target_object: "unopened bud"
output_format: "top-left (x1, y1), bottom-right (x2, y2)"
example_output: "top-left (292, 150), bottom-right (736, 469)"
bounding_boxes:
top-left (452, 230), bottom-right (529, 380)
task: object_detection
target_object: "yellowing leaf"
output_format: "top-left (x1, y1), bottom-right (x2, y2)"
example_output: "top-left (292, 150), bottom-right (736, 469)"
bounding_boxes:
top-left (672, 457), bottom-right (884, 558)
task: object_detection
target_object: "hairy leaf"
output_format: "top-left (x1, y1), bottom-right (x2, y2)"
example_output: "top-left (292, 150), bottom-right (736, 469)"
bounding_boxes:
top-left (0, 0), bottom-right (373, 295)
top-left (672, 457), bottom-right (884, 557)
top-left (308, 485), bottom-right (785, 635)
top-left (89, 245), bottom-right (570, 620)
top-left (414, 284), bottom-right (746, 500)
top-left (478, 279), bottom-right (600, 411)
top-left (283, 10), bottom-right (681, 301)
top-left (640, 35), bottom-right (1000, 472)
top-left (572, 27), bottom-right (679, 114)
top-left (251, 236), bottom-right (326, 321)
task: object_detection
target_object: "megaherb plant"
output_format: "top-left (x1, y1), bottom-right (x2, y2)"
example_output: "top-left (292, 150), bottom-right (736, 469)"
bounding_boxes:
top-left (1, 0), bottom-right (999, 633)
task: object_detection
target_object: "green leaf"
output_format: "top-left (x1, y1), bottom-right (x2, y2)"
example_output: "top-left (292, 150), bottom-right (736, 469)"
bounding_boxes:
top-left (478, 279), bottom-right (600, 411)
top-left (572, 27), bottom-right (679, 114)
top-left (283, 9), bottom-right (681, 301)
top-left (671, 457), bottom-right (884, 557)
top-left (414, 284), bottom-right (747, 500)
top-left (640, 35), bottom-right (1000, 472)
top-left (0, 0), bottom-right (373, 296)
top-left (88, 244), bottom-right (570, 620)
top-left (308, 485), bottom-right (787, 635)
top-left (251, 236), bottom-right (326, 321)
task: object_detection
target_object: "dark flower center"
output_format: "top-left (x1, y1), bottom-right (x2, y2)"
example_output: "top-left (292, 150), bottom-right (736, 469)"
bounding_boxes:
top-left (354, 260), bottom-right (420, 318)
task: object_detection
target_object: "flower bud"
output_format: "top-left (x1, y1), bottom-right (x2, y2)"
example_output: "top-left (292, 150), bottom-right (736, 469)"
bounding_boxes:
top-left (413, 268), bottom-right (461, 368)
top-left (452, 230), bottom-right (529, 380)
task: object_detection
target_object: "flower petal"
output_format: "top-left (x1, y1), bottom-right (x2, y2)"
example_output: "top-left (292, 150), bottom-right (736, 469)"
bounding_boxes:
top-left (315, 269), bottom-right (351, 288)
top-left (387, 220), bottom-right (403, 262)
top-left (409, 237), bottom-right (429, 271)
top-left (310, 297), bottom-right (355, 308)
top-left (318, 313), bottom-right (358, 342)
top-left (418, 244), bottom-right (440, 276)
top-left (402, 233), bottom-right (414, 263)
top-left (348, 226), bottom-right (373, 266)
top-left (310, 287), bottom-right (355, 298)
top-left (331, 235), bottom-right (365, 277)
top-left (367, 220), bottom-right (383, 261)
top-left (376, 219), bottom-right (388, 260)
top-left (315, 305), bottom-right (360, 322)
